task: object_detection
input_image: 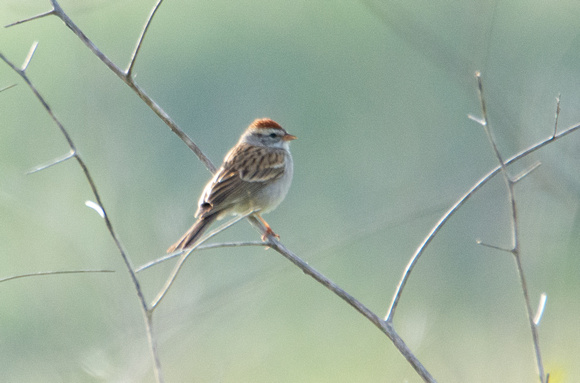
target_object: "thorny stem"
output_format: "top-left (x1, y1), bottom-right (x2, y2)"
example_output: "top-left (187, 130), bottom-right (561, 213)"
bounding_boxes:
top-left (385, 96), bottom-right (580, 325)
top-left (475, 72), bottom-right (546, 383)
top-left (6, 0), bottom-right (216, 174)
top-left (0, 47), bottom-right (165, 383)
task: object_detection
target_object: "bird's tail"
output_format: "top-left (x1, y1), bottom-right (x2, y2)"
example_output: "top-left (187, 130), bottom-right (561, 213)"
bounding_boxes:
top-left (166, 214), bottom-right (218, 253)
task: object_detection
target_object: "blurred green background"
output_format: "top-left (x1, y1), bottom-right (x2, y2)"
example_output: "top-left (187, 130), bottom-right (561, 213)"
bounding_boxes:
top-left (1, 0), bottom-right (579, 382)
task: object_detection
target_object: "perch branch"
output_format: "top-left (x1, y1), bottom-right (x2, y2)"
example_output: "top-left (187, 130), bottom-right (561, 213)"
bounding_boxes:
top-left (265, 236), bottom-right (437, 383)
top-left (135, 240), bottom-right (267, 273)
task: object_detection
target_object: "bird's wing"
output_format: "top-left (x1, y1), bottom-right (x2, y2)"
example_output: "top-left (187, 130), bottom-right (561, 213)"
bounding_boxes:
top-left (196, 143), bottom-right (286, 217)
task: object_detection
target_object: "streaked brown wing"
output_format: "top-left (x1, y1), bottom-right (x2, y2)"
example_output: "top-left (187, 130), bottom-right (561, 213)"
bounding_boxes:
top-left (201, 143), bottom-right (286, 212)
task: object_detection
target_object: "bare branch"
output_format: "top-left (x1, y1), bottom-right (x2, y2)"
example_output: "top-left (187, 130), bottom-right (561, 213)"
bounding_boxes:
top-left (0, 83), bottom-right (17, 92)
top-left (0, 49), bottom-right (164, 383)
top-left (475, 71), bottom-right (508, 174)
top-left (7, 0), bottom-right (215, 174)
top-left (512, 245), bottom-right (546, 383)
top-left (385, 103), bottom-right (580, 325)
top-left (476, 239), bottom-right (513, 253)
top-left (472, 72), bottom-right (546, 383)
top-left (135, 240), bottom-right (267, 273)
top-left (7, 0), bottom-right (216, 175)
top-left (512, 162), bottom-right (541, 184)
top-left (0, 269), bottom-right (113, 283)
top-left (150, 211), bottom-right (257, 310)
top-left (127, 0), bottom-right (165, 77)
top-left (266, 237), bottom-right (436, 383)
top-left (4, 9), bottom-right (55, 28)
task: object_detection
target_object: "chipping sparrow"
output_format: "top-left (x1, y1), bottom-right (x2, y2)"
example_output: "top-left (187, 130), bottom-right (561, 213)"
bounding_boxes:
top-left (167, 118), bottom-right (296, 253)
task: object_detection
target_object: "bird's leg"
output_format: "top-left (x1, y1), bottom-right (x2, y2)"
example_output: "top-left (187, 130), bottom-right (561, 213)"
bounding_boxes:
top-left (256, 214), bottom-right (280, 241)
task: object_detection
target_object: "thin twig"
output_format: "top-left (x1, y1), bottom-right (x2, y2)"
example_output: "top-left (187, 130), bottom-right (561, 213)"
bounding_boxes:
top-left (512, 162), bottom-right (541, 184)
top-left (135, 240), bottom-right (267, 273)
top-left (474, 72), bottom-right (546, 383)
top-left (474, 72), bottom-right (508, 175)
top-left (534, 293), bottom-right (547, 326)
top-left (27, 149), bottom-right (75, 174)
top-left (553, 94), bottom-right (561, 138)
top-left (476, 239), bottom-right (512, 253)
top-left (4, 9), bottom-right (55, 28)
top-left (0, 83), bottom-right (18, 92)
top-left (20, 41), bottom-right (39, 72)
top-left (127, 0), bottom-right (164, 77)
top-left (0, 269), bottom-right (113, 283)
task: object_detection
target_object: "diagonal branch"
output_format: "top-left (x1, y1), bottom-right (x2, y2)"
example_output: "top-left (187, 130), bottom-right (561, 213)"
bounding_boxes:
top-left (6, 0), bottom-right (216, 174)
top-left (266, 237), bottom-right (437, 383)
top-left (127, 0), bottom-right (164, 77)
top-left (0, 83), bottom-right (18, 92)
top-left (4, 9), bottom-right (55, 28)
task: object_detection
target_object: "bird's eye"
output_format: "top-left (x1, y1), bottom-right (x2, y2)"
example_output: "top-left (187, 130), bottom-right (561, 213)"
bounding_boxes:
top-left (269, 133), bottom-right (277, 138)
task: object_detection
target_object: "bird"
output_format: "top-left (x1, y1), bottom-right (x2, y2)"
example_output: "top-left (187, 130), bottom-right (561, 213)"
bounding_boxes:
top-left (167, 118), bottom-right (296, 253)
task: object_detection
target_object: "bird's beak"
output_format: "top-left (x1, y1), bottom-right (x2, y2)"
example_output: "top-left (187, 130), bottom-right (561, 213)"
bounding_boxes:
top-left (283, 133), bottom-right (297, 141)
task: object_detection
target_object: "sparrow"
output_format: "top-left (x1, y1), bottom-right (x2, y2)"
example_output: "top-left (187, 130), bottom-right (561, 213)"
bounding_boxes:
top-left (167, 118), bottom-right (296, 253)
